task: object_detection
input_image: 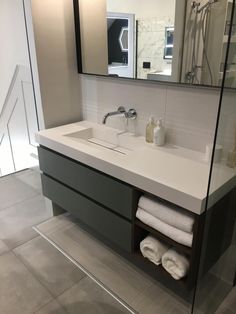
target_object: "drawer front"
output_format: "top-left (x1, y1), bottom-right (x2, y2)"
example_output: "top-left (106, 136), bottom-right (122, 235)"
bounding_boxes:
top-left (41, 174), bottom-right (132, 252)
top-left (38, 147), bottom-right (134, 220)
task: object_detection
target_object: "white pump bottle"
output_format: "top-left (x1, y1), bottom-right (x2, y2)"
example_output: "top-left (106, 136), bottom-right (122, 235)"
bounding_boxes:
top-left (154, 118), bottom-right (165, 146)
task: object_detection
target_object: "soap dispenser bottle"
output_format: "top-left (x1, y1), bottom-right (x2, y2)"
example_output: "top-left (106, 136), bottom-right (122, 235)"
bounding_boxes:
top-left (154, 118), bottom-right (165, 146)
top-left (146, 116), bottom-right (156, 143)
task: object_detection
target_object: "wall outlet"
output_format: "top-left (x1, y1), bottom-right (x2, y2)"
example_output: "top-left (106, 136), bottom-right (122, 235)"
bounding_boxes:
top-left (143, 62), bottom-right (151, 69)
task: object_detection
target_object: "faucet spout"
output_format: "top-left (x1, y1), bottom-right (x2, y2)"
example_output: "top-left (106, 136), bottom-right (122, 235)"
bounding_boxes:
top-left (102, 106), bottom-right (126, 124)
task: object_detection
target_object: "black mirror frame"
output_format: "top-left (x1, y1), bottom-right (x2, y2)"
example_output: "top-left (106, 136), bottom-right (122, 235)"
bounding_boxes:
top-left (73, 0), bottom-right (224, 90)
top-left (73, 0), bottom-right (83, 73)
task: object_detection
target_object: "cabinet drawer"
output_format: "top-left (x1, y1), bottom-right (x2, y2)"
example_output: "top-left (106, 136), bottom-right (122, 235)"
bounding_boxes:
top-left (38, 146), bottom-right (134, 220)
top-left (41, 174), bottom-right (132, 252)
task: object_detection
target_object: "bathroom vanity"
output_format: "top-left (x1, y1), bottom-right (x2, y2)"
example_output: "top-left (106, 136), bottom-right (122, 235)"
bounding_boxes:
top-left (36, 121), bottom-right (236, 294)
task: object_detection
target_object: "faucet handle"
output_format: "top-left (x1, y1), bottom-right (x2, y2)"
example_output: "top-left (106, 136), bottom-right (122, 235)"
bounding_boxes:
top-left (117, 106), bottom-right (126, 113)
top-left (126, 108), bottom-right (137, 120)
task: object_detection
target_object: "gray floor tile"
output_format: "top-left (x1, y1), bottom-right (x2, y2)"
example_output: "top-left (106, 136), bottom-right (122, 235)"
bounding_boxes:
top-left (219, 287), bottom-right (236, 311)
top-left (35, 300), bottom-right (66, 314)
top-left (169, 308), bottom-right (189, 314)
top-left (36, 217), bottom-right (152, 305)
top-left (215, 308), bottom-right (235, 314)
top-left (0, 174), bottom-right (38, 211)
top-left (0, 239), bottom-right (9, 255)
top-left (14, 168), bottom-right (42, 193)
top-left (210, 245), bottom-right (236, 287)
top-left (35, 212), bottom-right (236, 314)
top-left (193, 273), bottom-right (232, 314)
top-left (3, 227), bottom-right (39, 250)
top-left (0, 252), bottom-right (52, 314)
top-left (57, 276), bottom-right (131, 314)
top-left (0, 195), bottom-right (52, 249)
top-left (130, 282), bottom-right (191, 314)
top-left (14, 236), bottom-right (85, 297)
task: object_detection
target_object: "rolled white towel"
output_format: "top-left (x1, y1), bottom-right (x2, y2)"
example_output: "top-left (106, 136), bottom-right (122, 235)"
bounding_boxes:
top-left (136, 208), bottom-right (193, 247)
top-left (140, 235), bottom-right (170, 265)
top-left (162, 249), bottom-right (190, 280)
top-left (139, 195), bottom-right (194, 233)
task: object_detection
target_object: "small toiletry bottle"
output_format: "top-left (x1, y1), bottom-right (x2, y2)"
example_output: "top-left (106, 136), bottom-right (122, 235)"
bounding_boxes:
top-left (154, 118), bottom-right (165, 146)
top-left (146, 116), bottom-right (156, 143)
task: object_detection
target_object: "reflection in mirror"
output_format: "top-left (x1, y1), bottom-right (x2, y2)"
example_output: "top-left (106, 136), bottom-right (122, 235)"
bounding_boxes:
top-left (164, 27), bottom-right (174, 60)
top-left (76, 0), bottom-right (236, 88)
top-left (107, 13), bottom-right (135, 78)
top-left (182, 0), bottom-right (235, 87)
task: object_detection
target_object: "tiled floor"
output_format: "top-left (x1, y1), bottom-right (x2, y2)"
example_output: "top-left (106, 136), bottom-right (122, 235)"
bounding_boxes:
top-left (0, 168), bottom-right (235, 314)
top-left (35, 215), bottom-right (192, 314)
top-left (0, 169), bottom-right (130, 314)
top-left (35, 214), bottom-right (236, 314)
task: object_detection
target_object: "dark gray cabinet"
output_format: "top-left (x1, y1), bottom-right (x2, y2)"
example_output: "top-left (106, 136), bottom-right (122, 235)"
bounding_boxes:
top-left (38, 145), bottom-right (235, 296)
top-left (41, 174), bottom-right (133, 251)
top-left (38, 146), bottom-right (134, 220)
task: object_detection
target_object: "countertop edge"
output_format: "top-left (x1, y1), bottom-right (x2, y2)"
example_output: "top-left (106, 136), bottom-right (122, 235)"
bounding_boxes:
top-left (36, 135), bottom-right (205, 215)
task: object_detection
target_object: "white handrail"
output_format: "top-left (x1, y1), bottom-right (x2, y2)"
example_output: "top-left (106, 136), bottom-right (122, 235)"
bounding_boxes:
top-left (0, 65), bottom-right (31, 144)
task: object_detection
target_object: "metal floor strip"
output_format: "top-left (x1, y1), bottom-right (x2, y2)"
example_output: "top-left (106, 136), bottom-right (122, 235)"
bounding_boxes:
top-left (33, 226), bottom-right (138, 314)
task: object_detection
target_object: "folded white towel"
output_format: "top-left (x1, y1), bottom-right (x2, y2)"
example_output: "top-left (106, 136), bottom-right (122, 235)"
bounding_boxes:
top-left (140, 235), bottom-right (169, 265)
top-left (139, 195), bottom-right (194, 233)
top-left (136, 208), bottom-right (193, 247)
top-left (162, 249), bottom-right (190, 280)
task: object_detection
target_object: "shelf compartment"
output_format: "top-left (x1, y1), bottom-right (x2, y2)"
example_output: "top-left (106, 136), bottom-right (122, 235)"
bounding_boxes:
top-left (135, 219), bottom-right (192, 256)
top-left (133, 251), bottom-right (188, 288)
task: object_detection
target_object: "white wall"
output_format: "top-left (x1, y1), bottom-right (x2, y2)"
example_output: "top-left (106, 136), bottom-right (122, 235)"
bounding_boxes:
top-left (106, 0), bottom-right (176, 19)
top-left (0, 0), bottom-right (30, 111)
top-left (81, 75), bottom-right (220, 153)
top-left (79, 0), bottom-right (108, 75)
top-left (31, 0), bottom-right (82, 128)
top-left (80, 72), bottom-right (236, 156)
top-left (217, 90), bottom-right (236, 156)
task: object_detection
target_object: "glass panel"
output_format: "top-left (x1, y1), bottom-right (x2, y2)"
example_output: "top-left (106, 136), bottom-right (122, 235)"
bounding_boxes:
top-left (0, 0), bottom-right (39, 177)
top-left (192, 1), bottom-right (236, 313)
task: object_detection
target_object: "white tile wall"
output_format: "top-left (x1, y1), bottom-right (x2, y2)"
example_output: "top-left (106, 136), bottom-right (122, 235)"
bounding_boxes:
top-left (81, 75), bottom-right (167, 136)
top-left (216, 90), bottom-right (236, 156)
top-left (80, 75), bottom-right (222, 153)
top-left (137, 17), bottom-right (173, 79)
top-left (165, 86), bottom-right (220, 152)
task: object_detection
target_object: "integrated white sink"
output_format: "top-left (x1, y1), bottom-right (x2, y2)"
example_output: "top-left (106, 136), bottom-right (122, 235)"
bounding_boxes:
top-left (64, 124), bottom-right (141, 155)
top-left (36, 120), bottom-right (236, 215)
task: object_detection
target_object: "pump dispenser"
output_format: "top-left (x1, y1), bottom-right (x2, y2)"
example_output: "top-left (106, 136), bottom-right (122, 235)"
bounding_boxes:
top-left (154, 118), bottom-right (165, 146)
top-left (146, 116), bottom-right (156, 143)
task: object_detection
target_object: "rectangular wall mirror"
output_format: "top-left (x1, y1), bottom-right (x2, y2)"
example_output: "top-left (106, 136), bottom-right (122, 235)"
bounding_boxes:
top-left (74, 0), bottom-right (236, 88)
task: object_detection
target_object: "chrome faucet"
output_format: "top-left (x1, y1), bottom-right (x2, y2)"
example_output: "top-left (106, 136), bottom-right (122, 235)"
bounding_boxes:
top-left (102, 106), bottom-right (137, 124)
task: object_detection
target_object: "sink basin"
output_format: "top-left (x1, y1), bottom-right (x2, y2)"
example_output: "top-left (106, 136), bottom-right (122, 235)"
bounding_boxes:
top-left (64, 126), bottom-right (138, 155)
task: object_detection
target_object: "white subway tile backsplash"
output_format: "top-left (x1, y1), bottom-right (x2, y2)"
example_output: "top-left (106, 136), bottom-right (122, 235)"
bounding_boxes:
top-left (81, 75), bottom-right (166, 135)
top-left (80, 75), bottom-right (222, 152)
top-left (165, 86), bottom-right (220, 152)
top-left (216, 90), bottom-right (236, 155)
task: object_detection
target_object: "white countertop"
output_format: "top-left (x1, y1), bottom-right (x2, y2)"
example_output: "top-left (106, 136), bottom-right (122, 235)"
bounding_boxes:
top-left (36, 121), bottom-right (236, 215)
